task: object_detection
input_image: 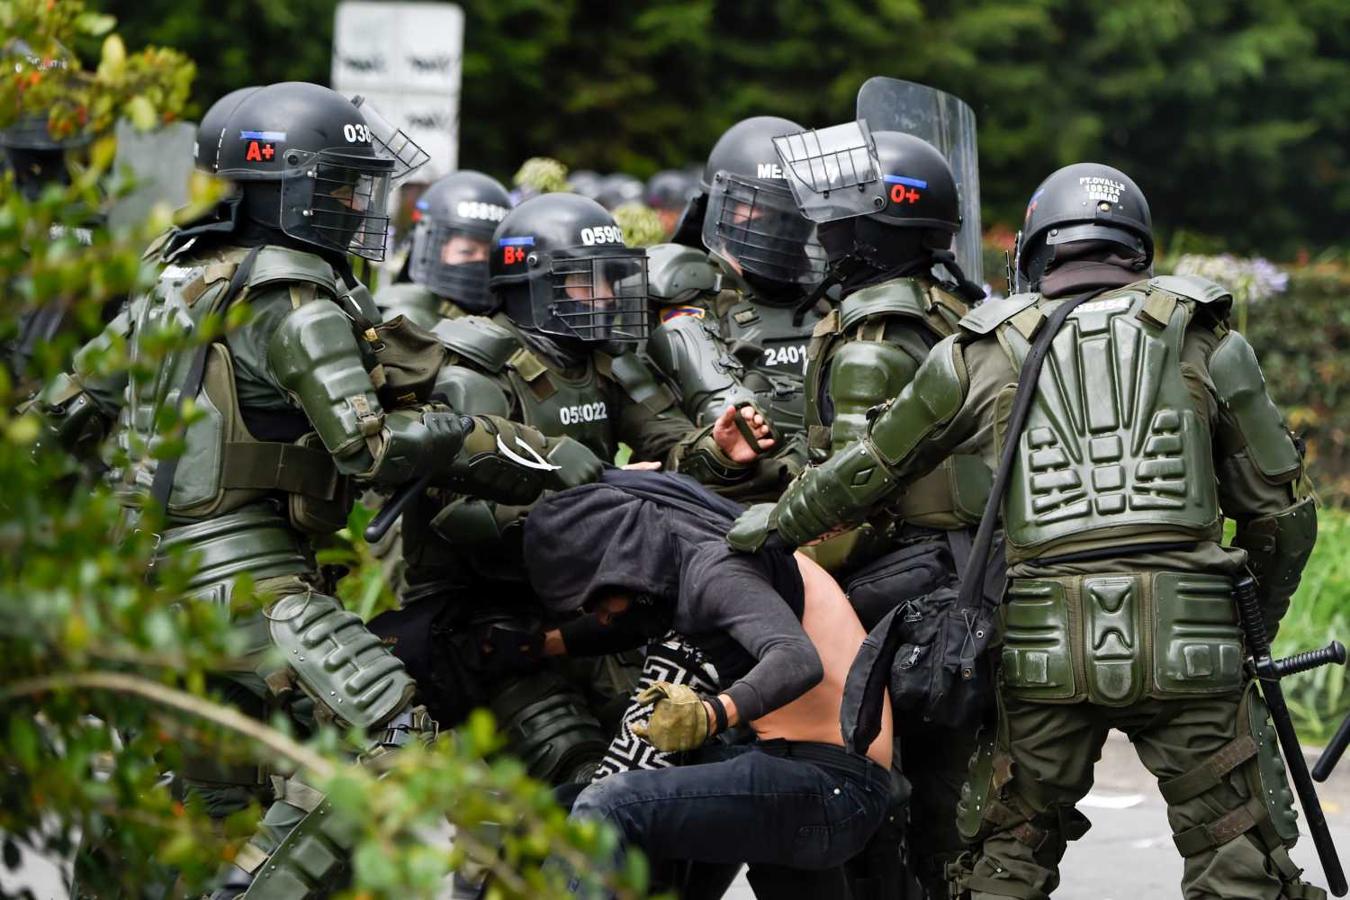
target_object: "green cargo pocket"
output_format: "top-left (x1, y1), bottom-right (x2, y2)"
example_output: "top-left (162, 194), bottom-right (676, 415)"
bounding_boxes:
top-left (1001, 580), bottom-right (1078, 701)
top-left (1151, 573), bottom-right (1242, 696)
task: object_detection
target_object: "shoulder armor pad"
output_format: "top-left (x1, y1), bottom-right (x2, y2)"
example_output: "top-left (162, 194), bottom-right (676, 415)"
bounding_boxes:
top-left (601, 350), bottom-right (678, 414)
top-left (1148, 274), bottom-right (1233, 310)
top-left (839, 278), bottom-right (928, 332)
top-left (958, 293), bottom-right (1040, 335)
top-left (1210, 331), bottom-right (1301, 481)
top-left (647, 243), bottom-right (722, 303)
top-left (375, 282), bottom-right (437, 310)
top-left (375, 283), bottom-right (442, 328)
top-left (431, 363), bottom-right (511, 418)
top-left (247, 246), bottom-right (339, 295)
top-left (430, 315), bottom-right (517, 373)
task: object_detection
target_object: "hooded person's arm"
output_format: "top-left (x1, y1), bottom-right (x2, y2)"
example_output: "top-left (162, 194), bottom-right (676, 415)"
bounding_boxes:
top-left (682, 551), bottom-right (822, 722)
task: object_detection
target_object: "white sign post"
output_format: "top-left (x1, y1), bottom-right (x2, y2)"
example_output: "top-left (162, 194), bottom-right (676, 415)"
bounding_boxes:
top-left (332, 1), bottom-right (463, 182)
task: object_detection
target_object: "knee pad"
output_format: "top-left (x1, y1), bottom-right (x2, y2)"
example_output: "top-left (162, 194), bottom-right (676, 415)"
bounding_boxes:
top-left (267, 591), bottom-right (415, 731)
top-left (1164, 684), bottom-right (1298, 859)
top-left (490, 671), bottom-right (607, 784)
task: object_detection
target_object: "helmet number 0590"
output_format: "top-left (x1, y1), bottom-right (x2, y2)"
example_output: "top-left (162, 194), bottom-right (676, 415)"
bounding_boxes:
top-left (343, 123), bottom-right (372, 144)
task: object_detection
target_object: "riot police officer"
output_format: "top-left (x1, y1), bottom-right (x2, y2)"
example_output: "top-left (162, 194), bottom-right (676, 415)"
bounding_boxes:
top-left (374, 170), bottom-right (511, 328)
top-left (774, 121), bottom-right (990, 897)
top-left (646, 116), bottom-right (828, 439)
top-left (35, 81), bottom-right (568, 900)
top-left (374, 191), bottom-right (773, 786)
top-left (730, 163), bottom-right (1323, 900)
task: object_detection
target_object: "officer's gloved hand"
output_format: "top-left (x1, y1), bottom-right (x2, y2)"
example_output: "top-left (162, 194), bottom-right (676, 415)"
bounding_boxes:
top-left (631, 681), bottom-right (710, 752)
top-left (475, 621), bottom-right (545, 677)
top-left (543, 435), bottom-right (605, 491)
top-left (422, 411), bottom-right (471, 462)
top-left (727, 502), bottom-right (782, 553)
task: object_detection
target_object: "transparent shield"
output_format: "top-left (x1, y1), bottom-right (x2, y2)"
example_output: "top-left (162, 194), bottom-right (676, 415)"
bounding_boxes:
top-left (540, 250), bottom-right (650, 344)
top-left (772, 120), bottom-right (888, 223)
top-left (350, 95), bottom-right (431, 184)
top-left (856, 77), bottom-right (982, 283)
top-left (408, 221), bottom-right (492, 307)
top-left (279, 150), bottom-right (393, 260)
top-left (702, 172), bottom-right (828, 286)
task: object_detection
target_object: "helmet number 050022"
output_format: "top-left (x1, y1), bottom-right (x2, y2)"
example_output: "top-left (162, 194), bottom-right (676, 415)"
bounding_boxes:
top-left (343, 123), bottom-right (372, 144)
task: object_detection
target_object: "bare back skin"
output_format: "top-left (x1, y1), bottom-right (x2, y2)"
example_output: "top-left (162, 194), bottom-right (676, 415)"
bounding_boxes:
top-left (749, 552), bottom-right (893, 769)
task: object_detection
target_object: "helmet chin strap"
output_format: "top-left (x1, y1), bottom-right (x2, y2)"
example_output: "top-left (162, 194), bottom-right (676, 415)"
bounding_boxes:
top-left (928, 249), bottom-right (988, 303)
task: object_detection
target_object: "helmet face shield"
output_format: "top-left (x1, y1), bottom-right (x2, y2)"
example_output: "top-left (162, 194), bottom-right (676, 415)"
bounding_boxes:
top-left (702, 172), bottom-right (827, 285)
top-left (279, 149), bottom-right (393, 259)
top-left (409, 220), bottom-right (494, 308)
top-left (534, 248), bottom-right (650, 344)
top-left (349, 96), bottom-right (430, 184)
top-left (772, 120), bottom-right (887, 224)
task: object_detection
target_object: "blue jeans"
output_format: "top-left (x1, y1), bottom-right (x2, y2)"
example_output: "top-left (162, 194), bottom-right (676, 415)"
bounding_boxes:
top-left (571, 740), bottom-right (890, 872)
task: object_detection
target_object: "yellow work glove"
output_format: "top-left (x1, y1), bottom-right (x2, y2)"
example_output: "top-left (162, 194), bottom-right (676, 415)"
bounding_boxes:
top-left (630, 681), bottom-right (710, 752)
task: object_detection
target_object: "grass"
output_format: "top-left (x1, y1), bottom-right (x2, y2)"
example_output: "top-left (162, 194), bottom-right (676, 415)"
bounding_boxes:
top-left (1271, 507), bottom-right (1350, 744)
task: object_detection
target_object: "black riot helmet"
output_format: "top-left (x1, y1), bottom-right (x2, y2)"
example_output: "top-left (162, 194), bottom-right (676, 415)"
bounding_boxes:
top-left (1014, 163), bottom-right (1153, 293)
top-left (798, 129), bottom-right (962, 276)
top-left (194, 86), bottom-right (260, 173)
top-left (217, 82), bottom-right (401, 260)
top-left (408, 171), bottom-right (511, 311)
top-left (595, 173), bottom-right (644, 211)
top-left (700, 116), bottom-right (827, 289)
top-left (1, 39), bottom-right (89, 200)
top-left (489, 193), bottom-right (649, 345)
top-left (645, 169), bottom-right (699, 213)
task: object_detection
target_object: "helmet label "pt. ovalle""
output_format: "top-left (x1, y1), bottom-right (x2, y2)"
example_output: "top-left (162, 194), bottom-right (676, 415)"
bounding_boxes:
top-left (1079, 176), bottom-right (1124, 204)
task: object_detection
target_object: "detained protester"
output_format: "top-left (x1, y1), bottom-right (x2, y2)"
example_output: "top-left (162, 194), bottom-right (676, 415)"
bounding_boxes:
top-left (522, 469), bottom-right (893, 887)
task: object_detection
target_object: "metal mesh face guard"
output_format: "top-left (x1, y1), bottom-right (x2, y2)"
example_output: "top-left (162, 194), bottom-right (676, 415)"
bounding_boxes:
top-left (702, 172), bottom-right (827, 285)
top-left (534, 248), bottom-right (650, 344)
top-left (773, 120), bottom-right (888, 223)
top-left (279, 149), bottom-right (393, 260)
top-left (408, 221), bottom-right (492, 307)
top-left (350, 96), bottom-right (430, 183)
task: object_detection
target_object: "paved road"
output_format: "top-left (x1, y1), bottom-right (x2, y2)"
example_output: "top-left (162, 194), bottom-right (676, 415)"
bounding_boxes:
top-left (8, 731), bottom-right (1350, 898)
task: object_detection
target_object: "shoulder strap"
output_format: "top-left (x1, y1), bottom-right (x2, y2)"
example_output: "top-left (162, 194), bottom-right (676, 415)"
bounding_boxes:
top-left (955, 288), bottom-right (1108, 612)
top-left (147, 246), bottom-right (262, 515)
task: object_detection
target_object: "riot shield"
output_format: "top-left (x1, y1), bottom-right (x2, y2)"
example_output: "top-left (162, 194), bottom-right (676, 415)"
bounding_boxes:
top-left (856, 77), bottom-right (982, 284)
top-left (772, 120), bottom-right (888, 223)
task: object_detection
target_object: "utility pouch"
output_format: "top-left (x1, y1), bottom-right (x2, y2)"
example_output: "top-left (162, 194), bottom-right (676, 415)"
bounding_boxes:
top-left (369, 314), bottom-right (448, 408)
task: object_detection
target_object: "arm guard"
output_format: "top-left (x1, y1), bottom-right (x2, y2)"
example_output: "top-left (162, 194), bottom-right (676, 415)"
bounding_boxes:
top-left (268, 299), bottom-right (385, 473)
top-left (29, 308), bottom-right (135, 461)
top-left (1234, 493), bottom-right (1318, 638)
top-left (826, 338), bottom-right (920, 453)
top-left (646, 314), bottom-right (755, 427)
top-left (740, 336), bottom-right (970, 549)
top-left (1210, 331), bottom-right (1302, 483)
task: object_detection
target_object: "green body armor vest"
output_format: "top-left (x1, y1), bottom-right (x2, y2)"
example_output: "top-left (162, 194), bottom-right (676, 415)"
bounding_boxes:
top-left (998, 286), bottom-right (1222, 562)
top-left (715, 290), bottom-right (826, 438)
top-left (993, 281), bottom-right (1239, 705)
top-left (112, 243), bottom-right (360, 603)
top-left (802, 278), bottom-right (985, 532)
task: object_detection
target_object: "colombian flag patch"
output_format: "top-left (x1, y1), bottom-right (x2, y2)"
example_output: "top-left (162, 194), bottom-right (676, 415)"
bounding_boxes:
top-left (660, 306), bottom-right (706, 322)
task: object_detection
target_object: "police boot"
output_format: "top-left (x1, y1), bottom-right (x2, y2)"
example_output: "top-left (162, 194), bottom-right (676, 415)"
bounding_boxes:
top-left (210, 706), bottom-right (435, 900)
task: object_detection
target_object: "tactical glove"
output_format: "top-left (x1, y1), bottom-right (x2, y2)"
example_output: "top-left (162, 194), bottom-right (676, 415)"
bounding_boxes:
top-left (543, 435), bottom-right (606, 491)
top-left (727, 502), bottom-right (779, 552)
top-left (630, 681), bottom-right (710, 751)
top-left (423, 410), bottom-right (471, 461)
